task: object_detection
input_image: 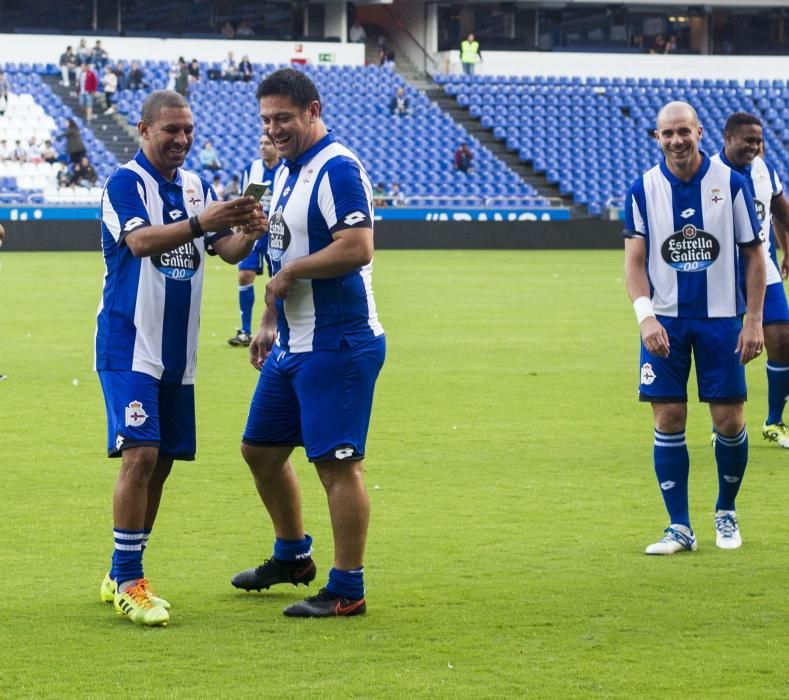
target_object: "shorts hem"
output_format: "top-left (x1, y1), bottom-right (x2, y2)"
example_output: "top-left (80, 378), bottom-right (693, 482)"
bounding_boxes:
top-left (108, 439), bottom-right (160, 457)
top-left (309, 448), bottom-right (365, 463)
top-left (702, 395), bottom-right (747, 405)
top-left (241, 438), bottom-right (301, 449)
top-left (639, 395), bottom-right (687, 403)
top-left (763, 319), bottom-right (789, 327)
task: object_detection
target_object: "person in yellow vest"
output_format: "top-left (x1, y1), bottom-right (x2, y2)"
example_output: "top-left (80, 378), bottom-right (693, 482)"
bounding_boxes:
top-left (460, 33), bottom-right (481, 76)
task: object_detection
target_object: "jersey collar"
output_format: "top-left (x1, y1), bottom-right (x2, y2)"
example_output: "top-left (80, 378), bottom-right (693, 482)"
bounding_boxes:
top-left (134, 149), bottom-right (184, 187)
top-left (717, 148), bottom-right (751, 175)
top-left (659, 150), bottom-right (711, 186)
top-left (284, 130), bottom-right (337, 171)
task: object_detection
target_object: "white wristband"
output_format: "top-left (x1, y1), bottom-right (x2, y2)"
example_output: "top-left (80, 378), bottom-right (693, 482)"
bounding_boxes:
top-left (633, 296), bottom-right (655, 325)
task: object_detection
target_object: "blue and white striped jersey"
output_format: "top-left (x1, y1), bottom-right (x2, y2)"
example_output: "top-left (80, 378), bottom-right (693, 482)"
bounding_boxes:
top-left (266, 131), bottom-right (384, 352)
top-left (241, 157), bottom-right (284, 215)
top-left (624, 154), bottom-right (761, 318)
top-left (95, 150), bottom-right (227, 384)
top-left (712, 150), bottom-right (784, 286)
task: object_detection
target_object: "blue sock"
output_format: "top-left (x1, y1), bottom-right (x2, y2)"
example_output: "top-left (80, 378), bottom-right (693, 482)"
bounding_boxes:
top-left (273, 534), bottom-right (313, 562)
top-left (110, 528), bottom-right (144, 584)
top-left (766, 361), bottom-right (789, 425)
top-left (239, 283), bottom-right (255, 334)
top-left (326, 566), bottom-right (365, 600)
top-left (653, 429), bottom-right (690, 527)
top-left (714, 427), bottom-right (748, 511)
top-left (142, 527), bottom-right (152, 550)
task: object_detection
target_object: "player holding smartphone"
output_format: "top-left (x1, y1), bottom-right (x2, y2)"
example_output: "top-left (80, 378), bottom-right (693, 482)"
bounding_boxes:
top-left (228, 133), bottom-right (284, 346)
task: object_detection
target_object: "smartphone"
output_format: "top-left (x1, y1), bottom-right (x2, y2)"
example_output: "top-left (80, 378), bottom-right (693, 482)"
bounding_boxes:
top-left (243, 182), bottom-right (268, 202)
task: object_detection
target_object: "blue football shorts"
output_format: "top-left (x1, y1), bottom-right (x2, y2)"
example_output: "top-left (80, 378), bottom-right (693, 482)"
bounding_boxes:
top-left (98, 369), bottom-right (196, 460)
top-left (763, 281), bottom-right (789, 326)
top-left (238, 237), bottom-right (269, 274)
top-left (638, 316), bottom-right (746, 404)
top-left (242, 336), bottom-right (386, 462)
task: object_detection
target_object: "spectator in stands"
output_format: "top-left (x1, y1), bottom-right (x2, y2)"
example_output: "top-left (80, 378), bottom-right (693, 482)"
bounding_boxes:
top-left (454, 142), bottom-right (473, 173)
top-left (188, 59), bottom-right (201, 83)
top-left (199, 140), bottom-right (221, 170)
top-left (349, 20), bottom-right (366, 44)
top-left (222, 52), bottom-right (239, 81)
top-left (76, 38), bottom-right (91, 65)
top-left (102, 65), bottom-right (118, 114)
top-left (0, 69), bottom-right (8, 116)
top-left (388, 182), bottom-right (406, 207)
top-left (650, 34), bottom-right (667, 54)
top-left (175, 59), bottom-right (189, 97)
top-left (239, 55), bottom-right (254, 82)
top-left (63, 117), bottom-right (86, 163)
top-left (224, 174), bottom-right (241, 200)
top-left (220, 20), bottom-right (236, 39)
top-left (0, 140), bottom-right (12, 159)
top-left (11, 140), bottom-right (28, 161)
top-left (114, 60), bottom-right (128, 91)
top-left (236, 19), bottom-right (255, 37)
top-left (92, 40), bottom-right (109, 70)
top-left (128, 61), bottom-right (145, 90)
top-left (389, 87), bottom-right (410, 117)
top-left (27, 137), bottom-right (43, 163)
top-left (460, 33), bottom-right (481, 76)
top-left (70, 155), bottom-right (98, 188)
top-left (59, 46), bottom-right (77, 87)
top-left (79, 63), bottom-right (99, 122)
top-left (40, 139), bottom-right (58, 164)
top-left (379, 47), bottom-right (395, 69)
top-left (373, 182), bottom-right (387, 207)
top-left (665, 34), bottom-right (677, 53)
top-left (212, 174), bottom-right (225, 200)
top-left (56, 162), bottom-right (71, 188)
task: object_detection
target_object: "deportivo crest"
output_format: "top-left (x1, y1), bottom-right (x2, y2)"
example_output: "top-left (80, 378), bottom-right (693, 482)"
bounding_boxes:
top-left (152, 240), bottom-right (200, 280)
top-left (641, 362), bottom-right (656, 385)
top-left (710, 188), bottom-right (725, 205)
top-left (661, 224), bottom-right (720, 272)
top-left (267, 205), bottom-right (291, 262)
top-left (125, 400), bottom-right (148, 427)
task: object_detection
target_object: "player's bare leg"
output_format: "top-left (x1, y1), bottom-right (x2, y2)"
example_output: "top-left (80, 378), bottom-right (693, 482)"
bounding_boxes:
top-left (315, 459), bottom-right (369, 570)
top-left (144, 456), bottom-right (173, 530)
top-left (114, 446), bottom-right (159, 529)
top-left (231, 445), bottom-right (316, 592)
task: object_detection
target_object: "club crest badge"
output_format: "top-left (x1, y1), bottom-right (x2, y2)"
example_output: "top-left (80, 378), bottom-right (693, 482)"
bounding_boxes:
top-left (125, 400), bottom-right (148, 427)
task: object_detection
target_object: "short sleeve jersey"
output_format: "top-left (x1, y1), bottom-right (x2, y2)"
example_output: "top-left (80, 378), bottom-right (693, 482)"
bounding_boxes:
top-left (266, 131), bottom-right (384, 352)
top-left (241, 157), bottom-right (285, 216)
top-left (712, 150), bottom-right (783, 286)
top-left (95, 150), bottom-right (228, 384)
top-left (623, 154), bottom-right (761, 318)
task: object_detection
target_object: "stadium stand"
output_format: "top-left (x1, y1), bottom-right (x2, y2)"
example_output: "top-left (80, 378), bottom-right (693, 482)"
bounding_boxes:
top-left (436, 73), bottom-right (789, 216)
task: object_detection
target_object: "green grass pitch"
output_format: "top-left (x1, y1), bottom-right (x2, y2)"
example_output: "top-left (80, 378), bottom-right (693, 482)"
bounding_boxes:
top-left (0, 249), bottom-right (787, 698)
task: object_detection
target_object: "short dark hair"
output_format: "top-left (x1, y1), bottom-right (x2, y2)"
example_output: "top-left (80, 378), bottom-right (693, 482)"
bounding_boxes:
top-left (256, 68), bottom-right (321, 112)
top-left (724, 112), bottom-right (762, 135)
top-left (141, 90), bottom-right (189, 124)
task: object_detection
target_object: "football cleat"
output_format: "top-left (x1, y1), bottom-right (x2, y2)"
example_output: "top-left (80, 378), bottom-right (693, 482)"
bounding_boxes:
top-left (762, 423), bottom-right (789, 448)
top-left (113, 578), bottom-right (169, 626)
top-left (101, 572), bottom-right (170, 609)
top-left (283, 587), bottom-right (366, 618)
top-left (714, 510), bottom-right (742, 550)
top-left (231, 557), bottom-right (316, 591)
top-left (645, 525), bottom-right (697, 555)
top-left (228, 329), bottom-right (252, 347)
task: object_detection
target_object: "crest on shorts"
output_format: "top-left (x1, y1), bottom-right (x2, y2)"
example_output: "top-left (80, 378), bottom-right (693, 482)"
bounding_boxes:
top-left (125, 400), bottom-right (148, 427)
top-left (640, 363), bottom-right (656, 385)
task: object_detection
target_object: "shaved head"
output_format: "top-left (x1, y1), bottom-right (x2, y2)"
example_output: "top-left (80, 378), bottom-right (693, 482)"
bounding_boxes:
top-left (656, 101), bottom-right (699, 130)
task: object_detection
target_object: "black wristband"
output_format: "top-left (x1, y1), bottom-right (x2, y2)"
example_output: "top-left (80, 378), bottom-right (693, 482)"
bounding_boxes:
top-left (189, 215), bottom-right (204, 239)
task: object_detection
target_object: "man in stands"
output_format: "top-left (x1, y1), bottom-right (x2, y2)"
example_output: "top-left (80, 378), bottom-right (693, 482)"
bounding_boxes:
top-left (199, 140), bottom-right (221, 170)
top-left (78, 63), bottom-right (98, 122)
top-left (230, 68), bottom-right (385, 617)
top-left (59, 46), bottom-right (77, 87)
top-left (128, 61), bottom-right (145, 91)
top-left (95, 90), bottom-right (267, 626)
top-left (460, 33), bottom-right (481, 75)
top-left (70, 155), bottom-right (98, 187)
top-left (624, 101), bottom-right (765, 555)
top-left (389, 87), bottom-right (410, 117)
top-left (713, 112), bottom-right (789, 448)
top-left (454, 142), bottom-right (473, 173)
top-left (228, 133), bottom-right (283, 347)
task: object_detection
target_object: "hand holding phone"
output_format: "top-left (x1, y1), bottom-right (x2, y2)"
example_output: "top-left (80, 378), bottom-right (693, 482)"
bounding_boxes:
top-left (243, 182), bottom-right (268, 202)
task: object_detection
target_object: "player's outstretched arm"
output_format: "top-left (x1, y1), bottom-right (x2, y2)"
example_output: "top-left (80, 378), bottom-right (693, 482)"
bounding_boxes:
top-left (211, 206), bottom-right (268, 264)
top-left (125, 197), bottom-right (260, 258)
top-left (624, 236), bottom-right (670, 358)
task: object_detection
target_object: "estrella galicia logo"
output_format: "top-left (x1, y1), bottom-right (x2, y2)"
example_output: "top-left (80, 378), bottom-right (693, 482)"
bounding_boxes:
top-left (152, 241), bottom-right (200, 280)
top-left (267, 205), bottom-right (291, 262)
top-left (661, 224), bottom-right (720, 272)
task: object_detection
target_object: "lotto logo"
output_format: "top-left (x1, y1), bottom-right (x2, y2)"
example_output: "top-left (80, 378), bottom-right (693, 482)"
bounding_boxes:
top-left (334, 447), bottom-right (355, 460)
top-left (124, 216), bottom-right (146, 232)
top-left (680, 208), bottom-right (695, 219)
top-left (343, 212), bottom-right (366, 226)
